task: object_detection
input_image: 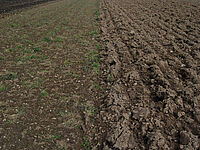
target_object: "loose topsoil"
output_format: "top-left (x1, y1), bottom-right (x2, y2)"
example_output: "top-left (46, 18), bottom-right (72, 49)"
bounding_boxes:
top-left (99, 0), bottom-right (200, 149)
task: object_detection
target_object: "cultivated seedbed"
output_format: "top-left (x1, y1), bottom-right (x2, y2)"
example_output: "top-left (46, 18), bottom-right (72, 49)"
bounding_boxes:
top-left (99, 0), bottom-right (200, 149)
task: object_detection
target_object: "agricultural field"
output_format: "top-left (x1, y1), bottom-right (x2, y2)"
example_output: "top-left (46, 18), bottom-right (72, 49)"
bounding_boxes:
top-left (0, 0), bottom-right (200, 149)
top-left (99, 0), bottom-right (200, 149)
top-left (0, 0), bottom-right (103, 149)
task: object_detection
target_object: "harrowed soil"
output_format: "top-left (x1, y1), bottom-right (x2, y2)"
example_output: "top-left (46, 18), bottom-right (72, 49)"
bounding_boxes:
top-left (0, 0), bottom-right (103, 149)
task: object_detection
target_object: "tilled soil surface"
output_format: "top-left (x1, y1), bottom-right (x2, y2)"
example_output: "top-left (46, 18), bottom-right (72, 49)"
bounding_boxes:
top-left (99, 0), bottom-right (200, 149)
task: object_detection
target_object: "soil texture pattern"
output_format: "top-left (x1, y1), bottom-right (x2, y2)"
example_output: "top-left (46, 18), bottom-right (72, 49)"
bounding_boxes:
top-left (99, 0), bottom-right (200, 149)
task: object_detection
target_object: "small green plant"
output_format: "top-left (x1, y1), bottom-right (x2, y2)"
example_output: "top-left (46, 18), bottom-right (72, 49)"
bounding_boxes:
top-left (22, 47), bottom-right (32, 54)
top-left (55, 27), bottom-right (61, 32)
top-left (58, 111), bottom-right (69, 117)
top-left (58, 111), bottom-right (65, 117)
top-left (19, 35), bottom-right (26, 39)
top-left (75, 34), bottom-right (83, 43)
top-left (22, 81), bottom-right (34, 88)
top-left (93, 62), bottom-right (100, 73)
top-left (10, 23), bottom-right (18, 27)
top-left (108, 75), bottom-right (113, 82)
top-left (95, 10), bottom-right (100, 21)
top-left (6, 48), bottom-right (14, 52)
top-left (62, 22), bottom-right (67, 26)
top-left (71, 71), bottom-right (80, 78)
top-left (26, 55), bottom-right (38, 60)
top-left (42, 103), bottom-right (46, 107)
top-left (66, 17), bottom-right (70, 21)
top-left (54, 37), bottom-right (64, 42)
top-left (0, 56), bottom-right (4, 60)
top-left (15, 57), bottom-right (22, 62)
top-left (36, 23), bottom-right (41, 27)
top-left (60, 96), bottom-right (68, 102)
top-left (88, 51), bottom-right (98, 61)
top-left (89, 30), bottom-right (98, 36)
top-left (0, 85), bottom-right (8, 91)
top-left (64, 59), bottom-right (70, 64)
top-left (78, 124), bottom-right (82, 129)
top-left (81, 136), bottom-right (91, 150)
top-left (87, 50), bottom-right (101, 73)
top-left (49, 135), bottom-right (60, 141)
top-left (96, 43), bottom-right (101, 50)
top-left (22, 129), bottom-right (27, 134)
top-left (19, 108), bottom-right (25, 115)
top-left (49, 31), bottom-right (55, 36)
top-left (93, 83), bottom-right (103, 91)
top-left (87, 106), bottom-right (96, 116)
top-left (22, 23), bottom-right (27, 27)
top-left (42, 37), bottom-right (52, 43)
top-left (7, 119), bottom-right (13, 124)
top-left (40, 56), bottom-right (48, 60)
top-left (33, 47), bottom-right (40, 52)
top-left (35, 79), bottom-right (42, 87)
top-left (1, 72), bottom-right (17, 80)
top-left (41, 70), bottom-right (47, 73)
top-left (25, 40), bottom-right (34, 46)
top-left (16, 45), bottom-right (23, 49)
top-left (82, 43), bottom-right (87, 47)
top-left (22, 129), bottom-right (28, 138)
top-left (41, 90), bottom-right (48, 97)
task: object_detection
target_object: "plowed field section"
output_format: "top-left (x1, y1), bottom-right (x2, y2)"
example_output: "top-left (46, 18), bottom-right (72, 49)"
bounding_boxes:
top-left (99, 0), bottom-right (200, 149)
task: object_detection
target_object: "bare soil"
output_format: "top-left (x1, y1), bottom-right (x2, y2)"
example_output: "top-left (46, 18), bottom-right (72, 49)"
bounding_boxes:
top-left (99, 0), bottom-right (200, 149)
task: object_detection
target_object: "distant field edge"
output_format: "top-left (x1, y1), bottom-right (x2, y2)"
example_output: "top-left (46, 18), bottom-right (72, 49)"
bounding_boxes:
top-left (0, 0), bottom-right (57, 14)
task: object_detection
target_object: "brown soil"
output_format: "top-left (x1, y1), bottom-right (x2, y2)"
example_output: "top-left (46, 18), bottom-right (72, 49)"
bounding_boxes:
top-left (0, 0), bottom-right (102, 149)
top-left (99, 0), bottom-right (200, 149)
top-left (1, 0), bottom-right (200, 149)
